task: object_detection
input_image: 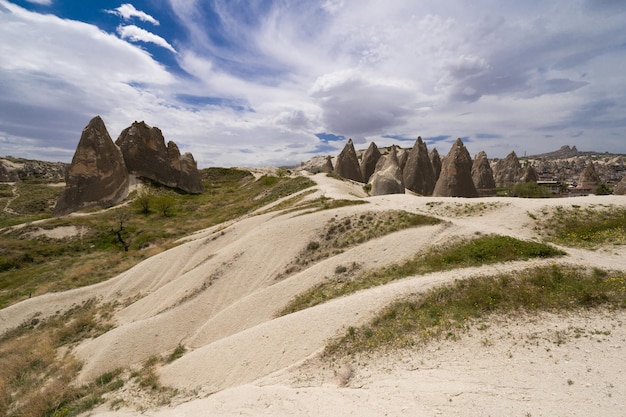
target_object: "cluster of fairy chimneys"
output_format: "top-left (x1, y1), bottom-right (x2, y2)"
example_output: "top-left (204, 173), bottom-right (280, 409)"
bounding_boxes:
top-left (323, 137), bottom-right (604, 197)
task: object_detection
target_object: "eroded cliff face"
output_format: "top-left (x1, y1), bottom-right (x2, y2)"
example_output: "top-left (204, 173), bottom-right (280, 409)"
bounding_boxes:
top-left (116, 121), bottom-right (204, 194)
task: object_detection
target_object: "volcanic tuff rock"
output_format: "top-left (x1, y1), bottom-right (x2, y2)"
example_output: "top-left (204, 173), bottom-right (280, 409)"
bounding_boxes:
top-left (116, 121), bottom-right (204, 194)
top-left (53, 116), bottom-right (129, 216)
top-left (433, 138), bottom-right (478, 198)
top-left (493, 151), bottom-right (522, 188)
top-left (0, 161), bottom-right (18, 182)
top-left (321, 156), bottom-right (334, 173)
top-left (577, 162), bottom-right (601, 193)
top-left (429, 148), bottom-right (442, 182)
top-left (403, 137), bottom-right (436, 196)
top-left (471, 151), bottom-right (496, 197)
top-left (614, 175), bottom-right (626, 195)
top-left (360, 142), bottom-right (382, 183)
top-left (518, 165), bottom-right (538, 184)
top-left (334, 139), bottom-right (364, 183)
top-left (370, 146), bottom-right (405, 196)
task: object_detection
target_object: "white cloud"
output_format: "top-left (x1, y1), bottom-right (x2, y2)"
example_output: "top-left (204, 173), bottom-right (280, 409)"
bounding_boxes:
top-left (106, 3), bottom-right (159, 25)
top-left (2, 0), bottom-right (626, 168)
top-left (24, 0), bottom-right (52, 4)
top-left (116, 25), bottom-right (176, 53)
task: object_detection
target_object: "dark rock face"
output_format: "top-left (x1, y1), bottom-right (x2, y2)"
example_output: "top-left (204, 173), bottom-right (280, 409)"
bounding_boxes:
top-left (493, 151), bottom-right (522, 188)
top-left (471, 151), bottom-right (496, 196)
top-left (321, 156), bottom-right (334, 173)
top-left (334, 139), bottom-right (364, 183)
top-left (360, 142), bottom-right (381, 183)
top-left (429, 148), bottom-right (442, 182)
top-left (53, 116), bottom-right (129, 216)
top-left (371, 146), bottom-right (405, 196)
top-left (433, 138), bottom-right (478, 198)
top-left (403, 137), bottom-right (436, 195)
top-left (115, 121), bottom-right (204, 194)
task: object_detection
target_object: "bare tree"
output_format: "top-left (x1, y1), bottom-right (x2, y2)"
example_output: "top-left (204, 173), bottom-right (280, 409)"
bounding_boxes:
top-left (111, 210), bottom-right (131, 251)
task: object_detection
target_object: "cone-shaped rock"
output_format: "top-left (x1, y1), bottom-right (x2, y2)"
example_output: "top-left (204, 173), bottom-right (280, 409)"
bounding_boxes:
top-left (403, 137), bottom-right (436, 195)
top-left (433, 138), bottom-right (478, 198)
top-left (321, 156), bottom-right (334, 173)
top-left (116, 121), bottom-right (203, 193)
top-left (471, 151), bottom-right (496, 196)
top-left (493, 151), bottom-right (522, 188)
top-left (371, 146), bottom-right (405, 196)
top-left (397, 148), bottom-right (409, 171)
top-left (614, 175), bottom-right (626, 195)
top-left (577, 161), bottom-right (601, 194)
top-left (360, 142), bottom-right (381, 183)
top-left (53, 116), bottom-right (129, 216)
top-left (429, 148), bottom-right (442, 182)
top-left (334, 139), bottom-right (364, 183)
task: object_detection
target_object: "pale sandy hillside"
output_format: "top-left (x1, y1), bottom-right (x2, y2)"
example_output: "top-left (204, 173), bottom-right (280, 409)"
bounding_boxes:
top-left (1, 173), bottom-right (625, 417)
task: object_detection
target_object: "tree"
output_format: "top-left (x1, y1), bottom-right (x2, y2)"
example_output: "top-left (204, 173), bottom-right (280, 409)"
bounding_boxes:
top-left (111, 210), bottom-right (131, 251)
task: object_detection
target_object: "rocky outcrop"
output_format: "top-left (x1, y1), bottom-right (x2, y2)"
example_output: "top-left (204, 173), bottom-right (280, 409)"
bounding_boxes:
top-left (321, 156), bottom-right (334, 173)
top-left (370, 146), bottom-right (405, 196)
top-left (403, 137), bottom-right (436, 195)
top-left (577, 162), bottom-right (601, 194)
top-left (519, 165), bottom-right (538, 183)
top-left (433, 138), bottom-right (478, 198)
top-left (614, 176), bottom-right (626, 195)
top-left (53, 116), bottom-right (129, 216)
top-left (429, 148), bottom-right (442, 182)
top-left (115, 121), bottom-right (204, 194)
top-left (0, 161), bottom-right (19, 182)
top-left (334, 139), bottom-right (364, 183)
top-left (360, 142), bottom-right (381, 183)
top-left (471, 151), bottom-right (496, 196)
top-left (493, 151), bottom-right (522, 188)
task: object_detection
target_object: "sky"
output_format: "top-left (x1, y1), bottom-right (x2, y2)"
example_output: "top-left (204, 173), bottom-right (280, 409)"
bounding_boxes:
top-left (1, 0), bottom-right (625, 168)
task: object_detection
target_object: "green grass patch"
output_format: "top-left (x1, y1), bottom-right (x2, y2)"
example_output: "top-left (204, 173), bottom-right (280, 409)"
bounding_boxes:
top-left (324, 266), bottom-right (626, 357)
top-left (0, 170), bottom-right (316, 309)
top-left (539, 205), bottom-right (626, 247)
top-left (277, 210), bottom-right (441, 280)
top-left (280, 235), bottom-right (564, 315)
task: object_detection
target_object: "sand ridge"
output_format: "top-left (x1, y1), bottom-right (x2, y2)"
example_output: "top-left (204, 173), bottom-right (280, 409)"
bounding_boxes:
top-left (1, 173), bottom-right (625, 416)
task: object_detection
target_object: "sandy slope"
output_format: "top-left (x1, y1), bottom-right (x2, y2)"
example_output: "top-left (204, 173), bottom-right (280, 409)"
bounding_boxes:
top-left (1, 173), bottom-right (625, 416)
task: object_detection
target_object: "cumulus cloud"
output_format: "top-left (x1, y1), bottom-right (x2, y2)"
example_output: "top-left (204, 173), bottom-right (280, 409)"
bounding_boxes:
top-left (310, 70), bottom-right (417, 137)
top-left (106, 3), bottom-right (159, 25)
top-left (24, 0), bottom-right (52, 4)
top-left (116, 25), bottom-right (176, 53)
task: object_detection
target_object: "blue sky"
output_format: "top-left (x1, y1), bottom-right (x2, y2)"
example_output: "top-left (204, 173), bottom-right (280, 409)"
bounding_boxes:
top-left (1, 0), bottom-right (625, 167)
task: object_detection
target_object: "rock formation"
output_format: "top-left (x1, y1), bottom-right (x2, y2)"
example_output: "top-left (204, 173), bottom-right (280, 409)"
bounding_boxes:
top-left (321, 156), bottom-right (334, 173)
top-left (334, 139), bottom-right (364, 183)
top-left (360, 142), bottom-right (381, 183)
top-left (614, 175), bottom-right (626, 195)
top-left (115, 121), bottom-right (204, 194)
top-left (53, 116), bottom-right (129, 216)
top-left (577, 161), bottom-right (601, 194)
top-left (433, 138), bottom-right (478, 198)
top-left (0, 161), bottom-right (19, 182)
top-left (493, 151), bottom-right (522, 188)
top-left (370, 146), bottom-right (405, 196)
top-left (471, 151), bottom-right (496, 196)
top-left (429, 148), bottom-right (442, 182)
top-left (518, 165), bottom-right (538, 183)
top-left (403, 137), bottom-right (436, 195)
